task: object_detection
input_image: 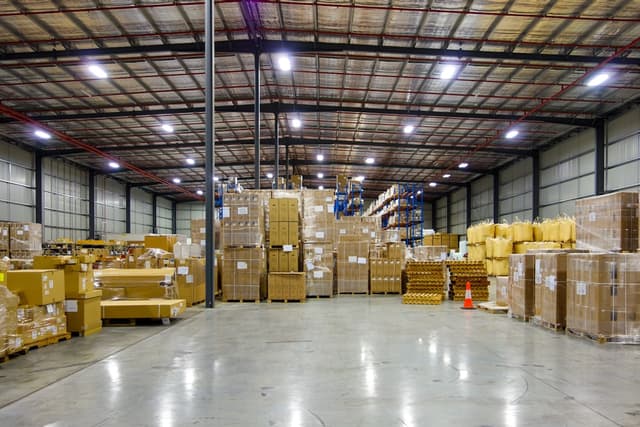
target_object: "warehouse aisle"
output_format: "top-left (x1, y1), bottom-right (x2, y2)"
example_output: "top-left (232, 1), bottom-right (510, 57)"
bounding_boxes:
top-left (0, 298), bottom-right (638, 427)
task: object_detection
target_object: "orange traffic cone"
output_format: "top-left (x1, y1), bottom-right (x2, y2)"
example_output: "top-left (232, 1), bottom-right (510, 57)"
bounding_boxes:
top-left (460, 281), bottom-right (476, 310)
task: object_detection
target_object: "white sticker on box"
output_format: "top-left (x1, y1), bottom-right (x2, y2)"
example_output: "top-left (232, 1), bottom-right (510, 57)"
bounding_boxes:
top-left (237, 261), bottom-right (248, 270)
top-left (315, 231), bottom-right (325, 239)
top-left (52, 326), bottom-right (57, 335)
top-left (81, 277), bottom-right (87, 291)
top-left (238, 206), bottom-right (248, 215)
top-left (440, 252), bottom-right (447, 261)
top-left (200, 227), bottom-right (206, 234)
top-left (200, 240), bottom-right (206, 247)
top-left (283, 245), bottom-right (293, 252)
top-left (49, 279), bottom-right (54, 289)
top-left (313, 270), bottom-right (324, 279)
top-left (545, 275), bottom-right (557, 291)
top-left (16, 230), bottom-right (23, 235)
top-left (306, 261), bottom-right (315, 271)
top-left (326, 196), bottom-right (333, 202)
top-left (339, 229), bottom-right (346, 235)
top-left (357, 257), bottom-right (367, 265)
top-left (14, 337), bottom-right (22, 349)
top-left (314, 205), bottom-right (323, 213)
top-left (1, 230), bottom-right (6, 236)
top-left (32, 331), bottom-right (37, 340)
top-left (81, 263), bottom-right (88, 272)
top-left (517, 262), bottom-right (523, 280)
top-left (144, 260), bottom-right (151, 269)
top-left (129, 256), bottom-right (134, 263)
top-left (588, 212), bottom-right (596, 222)
top-left (327, 204), bottom-right (334, 213)
top-left (371, 232), bottom-right (376, 238)
top-left (362, 228), bottom-right (369, 234)
top-left (314, 247), bottom-right (323, 255)
top-left (222, 207), bottom-right (230, 218)
top-left (186, 274), bottom-right (194, 284)
top-left (348, 256), bottom-right (357, 263)
top-left (177, 266), bottom-right (189, 275)
top-left (576, 281), bottom-right (587, 296)
top-left (24, 225), bottom-right (29, 231)
top-left (64, 300), bottom-right (78, 313)
top-left (46, 304), bottom-right (55, 314)
top-left (164, 275), bottom-right (171, 283)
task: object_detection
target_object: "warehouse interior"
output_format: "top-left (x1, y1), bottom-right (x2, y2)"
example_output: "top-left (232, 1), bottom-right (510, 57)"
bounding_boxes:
top-left (1, 1), bottom-right (640, 426)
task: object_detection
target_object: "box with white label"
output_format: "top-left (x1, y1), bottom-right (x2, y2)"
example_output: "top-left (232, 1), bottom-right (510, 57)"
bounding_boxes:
top-left (222, 247), bottom-right (266, 301)
top-left (337, 239), bottom-right (369, 293)
top-left (535, 253), bottom-right (569, 326)
top-left (65, 289), bottom-right (102, 335)
top-left (302, 190), bottom-right (336, 243)
top-left (222, 191), bottom-right (266, 247)
top-left (303, 243), bottom-right (335, 296)
top-left (6, 269), bottom-right (65, 306)
top-left (508, 254), bottom-right (535, 319)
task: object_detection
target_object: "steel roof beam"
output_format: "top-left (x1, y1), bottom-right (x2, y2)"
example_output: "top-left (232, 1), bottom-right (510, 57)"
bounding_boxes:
top-left (0, 103), bottom-right (593, 127)
top-left (2, 40), bottom-right (639, 66)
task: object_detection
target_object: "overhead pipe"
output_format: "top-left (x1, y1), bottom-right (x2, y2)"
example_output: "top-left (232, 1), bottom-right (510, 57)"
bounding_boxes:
top-left (0, 103), bottom-right (202, 200)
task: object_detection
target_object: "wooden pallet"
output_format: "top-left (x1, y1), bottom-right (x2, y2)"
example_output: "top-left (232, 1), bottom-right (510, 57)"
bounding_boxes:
top-left (566, 328), bottom-right (640, 344)
top-left (71, 327), bottom-right (102, 337)
top-left (267, 299), bottom-right (305, 303)
top-left (370, 291), bottom-right (401, 295)
top-left (307, 294), bottom-right (333, 298)
top-left (104, 318), bottom-right (175, 326)
top-left (508, 312), bottom-right (532, 322)
top-left (222, 299), bottom-right (261, 304)
top-left (19, 332), bottom-right (72, 353)
top-left (337, 291), bottom-right (369, 295)
top-left (531, 317), bottom-right (565, 332)
top-left (478, 302), bottom-right (509, 314)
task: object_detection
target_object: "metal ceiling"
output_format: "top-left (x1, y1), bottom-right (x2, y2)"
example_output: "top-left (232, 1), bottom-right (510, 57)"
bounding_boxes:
top-left (0, 1), bottom-right (639, 201)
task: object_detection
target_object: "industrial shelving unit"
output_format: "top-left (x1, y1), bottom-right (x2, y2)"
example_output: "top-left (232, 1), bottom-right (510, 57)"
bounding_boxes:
top-left (366, 183), bottom-right (424, 246)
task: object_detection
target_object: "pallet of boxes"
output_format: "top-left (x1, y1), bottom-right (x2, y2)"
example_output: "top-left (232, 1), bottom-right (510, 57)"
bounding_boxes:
top-left (190, 218), bottom-right (222, 297)
top-left (0, 259), bottom-right (21, 359)
top-left (302, 189), bottom-right (337, 297)
top-left (221, 191), bottom-right (267, 303)
top-left (335, 217), bottom-right (374, 294)
top-left (370, 241), bottom-right (404, 295)
top-left (268, 193), bottom-right (305, 303)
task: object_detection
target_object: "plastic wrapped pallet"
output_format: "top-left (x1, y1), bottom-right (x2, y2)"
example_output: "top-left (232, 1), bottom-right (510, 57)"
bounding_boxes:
top-left (513, 241), bottom-right (561, 254)
top-left (9, 222), bottom-right (42, 258)
top-left (303, 243), bottom-right (334, 297)
top-left (222, 191), bottom-right (266, 247)
top-left (302, 190), bottom-right (336, 244)
top-left (17, 302), bottom-right (67, 347)
top-left (509, 254), bottom-right (535, 319)
top-left (566, 253), bottom-right (640, 341)
top-left (0, 285), bottom-right (19, 355)
top-left (0, 222), bottom-right (9, 255)
top-left (495, 276), bottom-right (509, 307)
top-left (534, 252), bottom-right (569, 327)
top-left (190, 217), bottom-right (221, 254)
top-left (410, 245), bottom-right (447, 261)
top-left (136, 248), bottom-right (174, 269)
top-left (268, 272), bottom-right (306, 301)
top-left (221, 247), bottom-right (266, 301)
top-left (337, 238), bottom-right (369, 294)
top-left (575, 191), bottom-right (638, 252)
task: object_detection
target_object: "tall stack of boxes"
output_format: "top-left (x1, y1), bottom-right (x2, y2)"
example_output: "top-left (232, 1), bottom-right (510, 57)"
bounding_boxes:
top-left (508, 253), bottom-right (535, 319)
top-left (369, 242), bottom-right (404, 294)
top-left (1, 222), bottom-right (43, 259)
top-left (337, 236), bottom-right (369, 294)
top-left (268, 197), bottom-right (305, 301)
top-left (302, 190), bottom-right (336, 297)
top-left (534, 251), bottom-right (570, 328)
top-left (0, 223), bottom-right (9, 258)
top-left (221, 191), bottom-right (266, 301)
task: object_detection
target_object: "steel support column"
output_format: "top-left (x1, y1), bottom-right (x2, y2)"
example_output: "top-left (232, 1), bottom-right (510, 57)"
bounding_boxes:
top-left (493, 171), bottom-right (500, 223)
top-left (125, 184), bottom-right (132, 233)
top-left (595, 119), bottom-right (606, 195)
top-left (274, 112), bottom-right (279, 188)
top-left (465, 183), bottom-right (472, 228)
top-left (431, 202), bottom-right (437, 231)
top-left (35, 153), bottom-right (44, 226)
top-left (532, 151), bottom-right (540, 219)
top-left (171, 201), bottom-right (177, 234)
top-left (254, 51), bottom-right (261, 189)
top-left (205, 0), bottom-right (216, 308)
top-left (285, 142), bottom-right (290, 186)
top-left (152, 194), bottom-right (158, 234)
top-left (446, 193), bottom-right (452, 234)
top-left (88, 170), bottom-right (96, 239)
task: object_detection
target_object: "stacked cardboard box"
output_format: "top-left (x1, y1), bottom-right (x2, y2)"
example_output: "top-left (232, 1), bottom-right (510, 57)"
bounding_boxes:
top-left (94, 268), bottom-right (177, 300)
top-left (534, 252), bottom-right (570, 328)
top-left (447, 261), bottom-right (490, 302)
top-left (6, 270), bottom-right (67, 347)
top-left (190, 216), bottom-right (221, 255)
top-left (267, 272), bottom-right (306, 301)
top-left (135, 248), bottom-right (174, 269)
top-left (495, 276), bottom-right (509, 307)
top-left (302, 190), bottom-right (336, 296)
top-left (221, 191), bottom-right (267, 301)
top-left (369, 258), bottom-right (402, 294)
top-left (566, 253), bottom-right (640, 341)
top-left (144, 234), bottom-right (183, 252)
top-left (423, 233), bottom-right (460, 251)
top-left (9, 223), bottom-right (42, 258)
top-left (0, 284), bottom-right (19, 355)
top-left (174, 258), bottom-right (206, 306)
top-left (508, 254), bottom-right (535, 319)
top-left (0, 222), bottom-right (9, 257)
top-left (575, 191), bottom-right (639, 252)
top-left (337, 237), bottom-right (369, 293)
top-left (410, 245), bottom-right (447, 261)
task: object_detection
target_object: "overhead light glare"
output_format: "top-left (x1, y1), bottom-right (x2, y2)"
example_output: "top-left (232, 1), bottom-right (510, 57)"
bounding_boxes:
top-left (278, 55), bottom-right (292, 71)
top-left (365, 157), bottom-right (375, 164)
top-left (162, 123), bottom-right (174, 133)
top-left (429, 182), bottom-right (437, 188)
top-left (266, 172), bottom-right (274, 179)
top-left (417, 190), bottom-right (422, 195)
top-left (458, 162), bottom-right (469, 169)
top-left (291, 118), bottom-right (302, 129)
top-left (505, 130), bottom-right (519, 139)
top-left (108, 161), bottom-right (119, 169)
top-left (213, 176), bottom-right (219, 182)
top-left (88, 64), bottom-right (108, 79)
top-left (403, 125), bottom-right (414, 134)
top-left (172, 177), bottom-right (181, 184)
top-left (316, 154), bottom-right (324, 161)
top-left (318, 185), bottom-right (324, 190)
top-left (317, 172), bottom-right (324, 179)
top-left (586, 73), bottom-right (609, 87)
top-left (441, 64), bottom-right (457, 80)
top-left (186, 158), bottom-right (195, 165)
top-left (196, 190), bottom-right (204, 196)
top-left (443, 173), bottom-right (451, 178)
top-left (354, 175), bottom-right (365, 182)
top-left (34, 130), bottom-right (51, 140)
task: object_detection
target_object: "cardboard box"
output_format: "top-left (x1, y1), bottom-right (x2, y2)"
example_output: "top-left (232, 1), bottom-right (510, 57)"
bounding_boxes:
top-left (269, 248), bottom-right (299, 272)
top-left (32, 255), bottom-right (75, 269)
top-left (144, 234), bottom-right (179, 252)
top-left (100, 299), bottom-right (186, 319)
top-left (0, 222), bottom-right (9, 252)
top-left (64, 289), bottom-right (103, 334)
top-left (7, 270), bottom-right (65, 306)
top-left (222, 247), bottom-right (266, 301)
top-left (370, 258), bottom-right (401, 293)
top-left (303, 242), bottom-right (334, 296)
top-left (535, 253), bottom-right (568, 326)
top-left (508, 254), bottom-right (535, 318)
top-left (302, 190), bottom-right (336, 243)
top-left (64, 269), bottom-right (93, 298)
top-left (337, 239), bottom-right (369, 293)
top-left (174, 258), bottom-right (206, 306)
top-left (268, 272), bottom-right (306, 300)
top-left (495, 276), bottom-right (509, 307)
top-left (9, 222), bottom-right (42, 252)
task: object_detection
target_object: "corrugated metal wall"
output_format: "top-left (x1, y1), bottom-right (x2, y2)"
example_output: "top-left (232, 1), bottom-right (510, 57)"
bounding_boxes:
top-left (448, 187), bottom-right (467, 234)
top-left (423, 201), bottom-right (433, 229)
top-left (435, 197), bottom-right (447, 233)
top-left (0, 141), bottom-right (35, 222)
top-left (539, 130), bottom-right (595, 218)
top-left (470, 175), bottom-right (493, 223)
top-left (130, 188), bottom-right (153, 234)
top-left (606, 107), bottom-right (640, 193)
top-left (176, 201), bottom-right (205, 236)
top-left (43, 158), bottom-right (89, 241)
top-left (499, 158), bottom-right (533, 222)
top-left (94, 176), bottom-right (126, 238)
top-left (156, 197), bottom-right (174, 234)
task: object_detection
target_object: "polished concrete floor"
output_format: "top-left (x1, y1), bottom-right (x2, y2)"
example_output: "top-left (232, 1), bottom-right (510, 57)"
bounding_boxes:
top-left (0, 297), bottom-right (639, 427)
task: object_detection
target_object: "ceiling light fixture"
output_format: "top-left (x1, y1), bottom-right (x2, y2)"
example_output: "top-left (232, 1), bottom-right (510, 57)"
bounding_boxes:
top-left (354, 175), bottom-right (365, 182)
top-left (172, 177), bottom-right (181, 184)
top-left (441, 64), bottom-right (457, 80)
top-left (505, 130), bottom-right (519, 139)
top-left (458, 162), bottom-right (469, 169)
top-left (403, 125), bottom-right (414, 134)
top-left (443, 173), bottom-right (451, 178)
top-left (266, 172), bottom-right (274, 179)
top-left (318, 185), bottom-right (324, 190)
top-left (365, 157), bottom-right (375, 164)
top-left (316, 154), bottom-right (324, 161)
top-left (186, 158), bottom-right (195, 165)
top-left (196, 190), bottom-right (204, 196)
top-left (291, 118), bottom-right (302, 129)
top-left (278, 55), bottom-right (292, 71)
top-left (108, 161), bottom-right (120, 169)
top-left (586, 73), bottom-right (609, 87)
top-left (317, 172), bottom-right (324, 179)
top-left (429, 182), bottom-right (437, 188)
top-left (213, 176), bottom-right (219, 182)
top-left (34, 129), bottom-right (51, 140)
top-left (162, 123), bottom-right (174, 133)
top-left (88, 64), bottom-right (108, 79)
